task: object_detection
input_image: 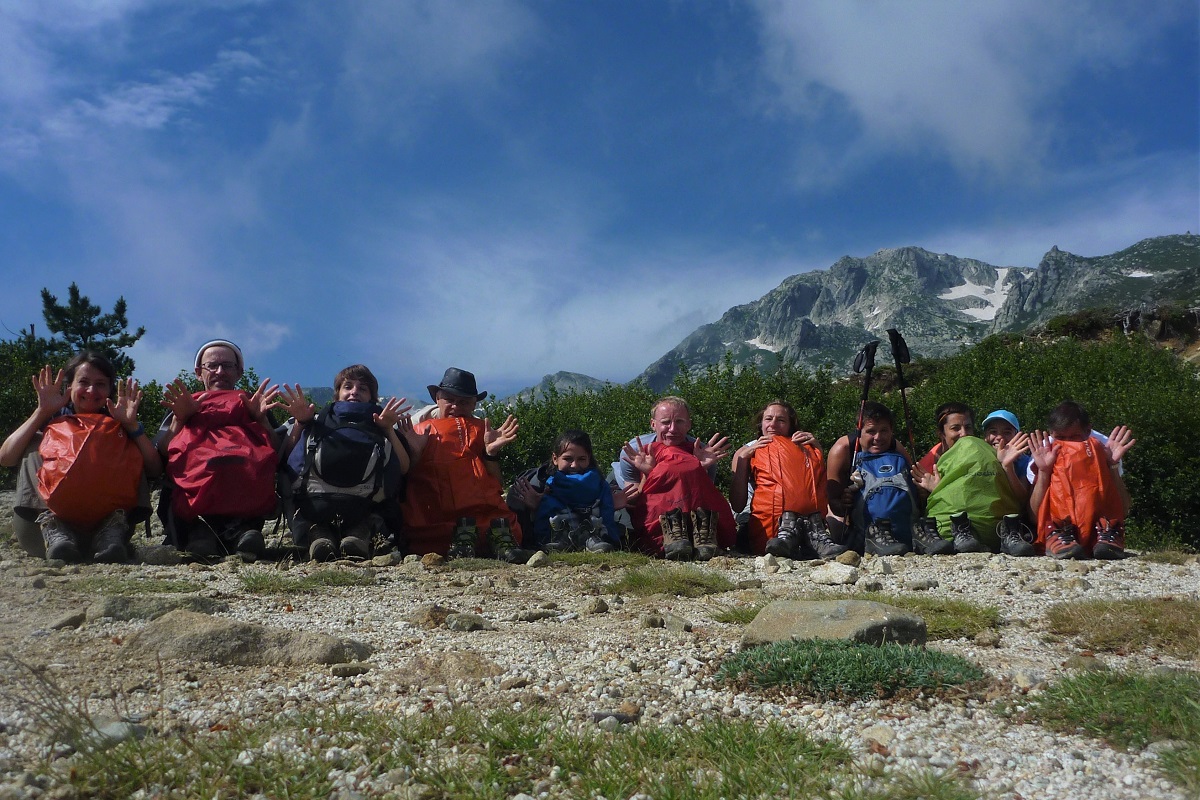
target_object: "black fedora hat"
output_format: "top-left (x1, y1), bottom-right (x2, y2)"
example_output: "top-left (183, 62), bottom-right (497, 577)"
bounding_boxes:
top-left (428, 367), bottom-right (487, 402)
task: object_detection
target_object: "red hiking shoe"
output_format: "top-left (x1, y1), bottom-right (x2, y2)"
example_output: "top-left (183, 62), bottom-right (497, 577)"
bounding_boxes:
top-left (1045, 521), bottom-right (1085, 560)
top-left (1092, 518), bottom-right (1127, 560)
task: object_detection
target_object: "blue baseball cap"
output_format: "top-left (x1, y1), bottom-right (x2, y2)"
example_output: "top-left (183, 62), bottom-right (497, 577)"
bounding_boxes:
top-left (981, 409), bottom-right (1020, 431)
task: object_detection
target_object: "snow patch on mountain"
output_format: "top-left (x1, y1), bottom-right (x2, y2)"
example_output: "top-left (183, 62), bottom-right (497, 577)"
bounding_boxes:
top-left (746, 336), bottom-right (780, 352)
top-left (938, 268), bottom-right (1011, 321)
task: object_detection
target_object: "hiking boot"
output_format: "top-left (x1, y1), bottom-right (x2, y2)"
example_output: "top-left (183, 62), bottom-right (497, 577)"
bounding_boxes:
top-left (1045, 521), bottom-right (1085, 560)
top-left (235, 529), bottom-right (265, 561)
top-left (950, 512), bottom-right (985, 554)
top-left (659, 508), bottom-right (693, 561)
top-left (185, 525), bottom-right (224, 560)
top-left (91, 510), bottom-right (129, 564)
top-left (1092, 518), bottom-right (1127, 560)
top-left (585, 535), bottom-right (615, 553)
top-left (865, 520), bottom-right (908, 556)
top-left (691, 509), bottom-right (718, 561)
top-left (804, 513), bottom-right (849, 560)
top-left (339, 524), bottom-right (371, 560)
top-left (308, 536), bottom-right (337, 562)
top-left (765, 512), bottom-right (800, 558)
top-left (546, 512), bottom-right (574, 552)
top-left (447, 517), bottom-right (478, 560)
top-left (489, 518), bottom-right (531, 564)
top-left (39, 512), bottom-right (82, 563)
top-left (911, 517), bottom-right (954, 556)
top-left (997, 514), bottom-right (1035, 557)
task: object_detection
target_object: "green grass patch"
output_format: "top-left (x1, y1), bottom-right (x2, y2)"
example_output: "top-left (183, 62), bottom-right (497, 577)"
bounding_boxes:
top-left (238, 568), bottom-right (376, 594)
top-left (548, 550), bottom-right (651, 568)
top-left (718, 639), bottom-right (985, 699)
top-left (45, 707), bottom-right (856, 800)
top-left (445, 556), bottom-right (508, 571)
top-left (1157, 741), bottom-right (1200, 795)
top-left (70, 576), bottom-right (205, 595)
top-left (604, 563), bottom-right (736, 597)
top-left (837, 769), bottom-right (981, 800)
top-left (1022, 669), bottom-right (1200, 752)
top-left (1045, 598), bottom-right (1200, 658)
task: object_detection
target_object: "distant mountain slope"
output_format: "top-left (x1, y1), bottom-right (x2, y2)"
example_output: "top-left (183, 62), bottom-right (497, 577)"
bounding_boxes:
top-left (505, 371), bottom-right (613, 402)
top-left (638, 234), bottom-right (1199, 390)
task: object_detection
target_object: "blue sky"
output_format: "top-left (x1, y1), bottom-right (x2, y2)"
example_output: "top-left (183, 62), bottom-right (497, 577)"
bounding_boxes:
top-left (1, 1), bottom-right (1196, 400)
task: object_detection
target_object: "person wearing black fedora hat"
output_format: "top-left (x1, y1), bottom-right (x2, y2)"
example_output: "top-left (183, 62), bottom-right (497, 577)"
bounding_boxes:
top-left (400, 367), bottom-right (530, 563)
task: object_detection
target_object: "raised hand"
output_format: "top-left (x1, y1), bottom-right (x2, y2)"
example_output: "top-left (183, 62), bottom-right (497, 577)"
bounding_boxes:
top-left (512, 476), bottom-right (544, 509)
top-left (1029, 430), bottom-right (1058, 473)
top-left (791, 430), bottom-right (819, 448)
top-left (107, 378), bottom-right (142, 428)
top-left (484, 414), bottom-right (519, 456)
top-left (735, 435), bottom-right (774, 462)
top-left (1105, 425), bottom-right (1136, 464)
top-left (245, 377), bottom-right (281, 421)
top-left (996, 431), bottom-right (1031, 467)
top-left (275, 383), bottom-right (316, 424)
top-left (161, 377), bottom-right (200, 422)
top-left (32, 365), bottom-right (68, 419)
top-left (374, 396), bottom-right (413, 430)
top-left (694, 433), bottom-right (731, 469)
top-left (910, 462), bottom-right (940, 492)
top-left (622, 437), bottom-right (656, 475)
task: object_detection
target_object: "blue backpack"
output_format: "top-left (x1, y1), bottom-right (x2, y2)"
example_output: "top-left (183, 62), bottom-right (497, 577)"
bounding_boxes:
top-left (851, 449), bottom-right (918, 545)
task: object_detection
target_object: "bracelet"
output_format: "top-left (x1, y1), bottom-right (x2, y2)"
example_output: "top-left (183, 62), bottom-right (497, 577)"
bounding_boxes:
top-left (481, 451), bottom-right (500, 461)
top-left (127, 423), bottom-right (146, 439)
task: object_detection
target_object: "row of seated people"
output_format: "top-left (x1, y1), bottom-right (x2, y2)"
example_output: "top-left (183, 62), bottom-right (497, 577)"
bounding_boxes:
top-left (1, 340), bottom-right (1134, 565)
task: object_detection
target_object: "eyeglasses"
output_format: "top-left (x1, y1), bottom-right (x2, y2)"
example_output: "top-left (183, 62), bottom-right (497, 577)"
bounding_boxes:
top-left (201, 362), bottom-right (240, 374)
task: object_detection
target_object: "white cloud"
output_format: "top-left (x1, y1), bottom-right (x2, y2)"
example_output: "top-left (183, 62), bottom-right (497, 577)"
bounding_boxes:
top-left (749, 0), bottom-right (1187, 182)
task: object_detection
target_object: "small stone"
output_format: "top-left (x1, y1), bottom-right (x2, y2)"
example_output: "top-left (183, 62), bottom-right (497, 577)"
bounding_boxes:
top-left (420, 553), bottom-right (444, 568)
top-left (835, 551), bottom-right (861, 567)
top-left (579, 597), bottom-right (608, 615)
top-left (905, 578), bottom-right (937, 591)
top-left (974, 628), bottom-right (1001, 648)
top-left (445, 613), bottom-right (493, 632)
top-left (514, 610), bottom-right (558, 622)
top-left (500, 676), bottom-right (529, 690)
top-left (135, 545), bottom-right (183, 566)
top-left (596, 715), bottom-right (623, 732)
top-left (525, 550), bottom-right (550, 568)
top-left (1064, 577), bottom-right (1091, 591)
top-left (402, 554), bottom-right (421, 563)
top-left (49, 611), bottom-right (86, 631)
top-left (331, 662), bottom-right (372, 678)
top-left (1063, 654), bottom-right (1106, 672)
top-left (409, 603), bottom-right (457, 628)
top-left (810, 562), bottom-right (859, 585)
top-left (371, 552), bottom-right (402, 567)
top-left (664, 614), bottom-right (693, 633)
top-left (617, 700), bottom-right (641, 718)
top-left (1065, 561), bottom-right (1092, 574)
top-left (1011, 669), bottom-right (1043, 690)
top-left (865, 558), bottom-right (894, 575)
top-left (736, 578), bottom-right (763, 589)
top-left (861, 723), bottom-right (895, 748)
top-left (641, 614), bottom-right (665, 629)
top-left (858, 579), bottom-right (884, 592)
top-left (30, 577), bottom-right (46, 589)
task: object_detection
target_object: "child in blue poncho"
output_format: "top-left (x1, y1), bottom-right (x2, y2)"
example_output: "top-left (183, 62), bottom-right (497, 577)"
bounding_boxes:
top-left (507, 430), bottom-right (622, 553)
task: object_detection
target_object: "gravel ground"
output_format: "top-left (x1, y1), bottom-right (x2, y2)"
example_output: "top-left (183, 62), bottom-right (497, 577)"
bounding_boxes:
top-left (0, 496), bottom-right (1196, 800)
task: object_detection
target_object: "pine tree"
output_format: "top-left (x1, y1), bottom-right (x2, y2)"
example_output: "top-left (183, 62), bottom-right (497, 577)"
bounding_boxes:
top-left (40, 283), bottom-right (146, 374)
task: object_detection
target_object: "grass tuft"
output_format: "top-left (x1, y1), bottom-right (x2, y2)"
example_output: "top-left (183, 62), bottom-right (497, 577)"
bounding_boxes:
top-left (603, 563), bottom-right (736, 597)
top-left (1022, 669), bottom-right (1200, 752)
top-left (713, 603), bottom-right (766, 625)
top-left (1158, 741), bottom-right (1200, 795)
top-left (239, 568), bottom-right (376, 594)
top-left (1139, 549), bottom-right (1195, 566)
top-left (1045, 598), bottom-right (1200, 658)
top-left (70, 576), bottom-right (205, 595)
top-left (718, 639), bottom-right (985, 699)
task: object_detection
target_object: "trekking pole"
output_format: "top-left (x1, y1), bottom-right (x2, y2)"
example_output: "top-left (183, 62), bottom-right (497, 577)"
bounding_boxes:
top-left (846, 341), bottom-right (880, 522)
top-left (886, 328), bottom-right (919, 456)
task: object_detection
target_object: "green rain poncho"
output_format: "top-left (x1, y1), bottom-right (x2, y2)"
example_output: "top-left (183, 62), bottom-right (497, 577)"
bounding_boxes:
top-left (925, 436), bottom-right (1020, 549)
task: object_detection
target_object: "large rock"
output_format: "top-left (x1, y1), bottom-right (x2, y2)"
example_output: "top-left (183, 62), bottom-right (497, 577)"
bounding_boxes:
top-left (122, 610), bottom-right (370, 665)
top-left (86, 595), bottom-right (228, 622)
top-left (741, 600), bottom-right (926, 648)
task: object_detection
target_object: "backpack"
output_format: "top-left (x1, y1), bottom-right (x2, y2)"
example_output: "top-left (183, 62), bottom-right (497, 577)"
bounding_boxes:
top-left (925, 436), bottom-right (1019, 548)
top-left (1034, 437), bottom-right (1123, 552)
top-left (38, 414), bottom-right (143, 530)
top-left (167, 390), bottom-right (279, 521)
top-left (747, 439), bottom-right (827, 553)
top-left (289, 401), bottom-right (395, 511)
top-left (851, 449), bottom-right (917, 544)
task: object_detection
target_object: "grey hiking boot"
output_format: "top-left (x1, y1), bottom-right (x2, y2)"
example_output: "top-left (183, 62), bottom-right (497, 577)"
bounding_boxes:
top-left (659, 508), bottom-right (693, 561)
top-left (804, 513), bottom-right (849, 560)
top-left (447, 517), bottom-right (478, 560)
top-left (39, 512), bottom-right (82, 563)
top-left (546, 512), bottom-right (574, 552)
top-left (766, 511), bottom-right (800, 558)
top-left (585, 535), bottom-right (615, 553)
top-left (1092, 518), bottom-right (1127, 560)
top-left (911, 516), bottom-right (954, 556)
top-left (185, 524), bottom-right (224, 560)
top-left (950, 512), bottom-right (985, 554)
top-left (309, 524), bottom-right (337, 562)
top-left (997, 514), bottom-right (1035, 557)
top-left (91, 510), bottom-right (129, 563)
top-left (339, 521), bottom-right (371, 561)
top-left (866, 519), bottom-right (908, 556)
top-left (235, 528), bottom-right (265, 561)
top-left (489, 518), bottom-right (531, 564)
top-left (691, 509), bottom-right (718, 561)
